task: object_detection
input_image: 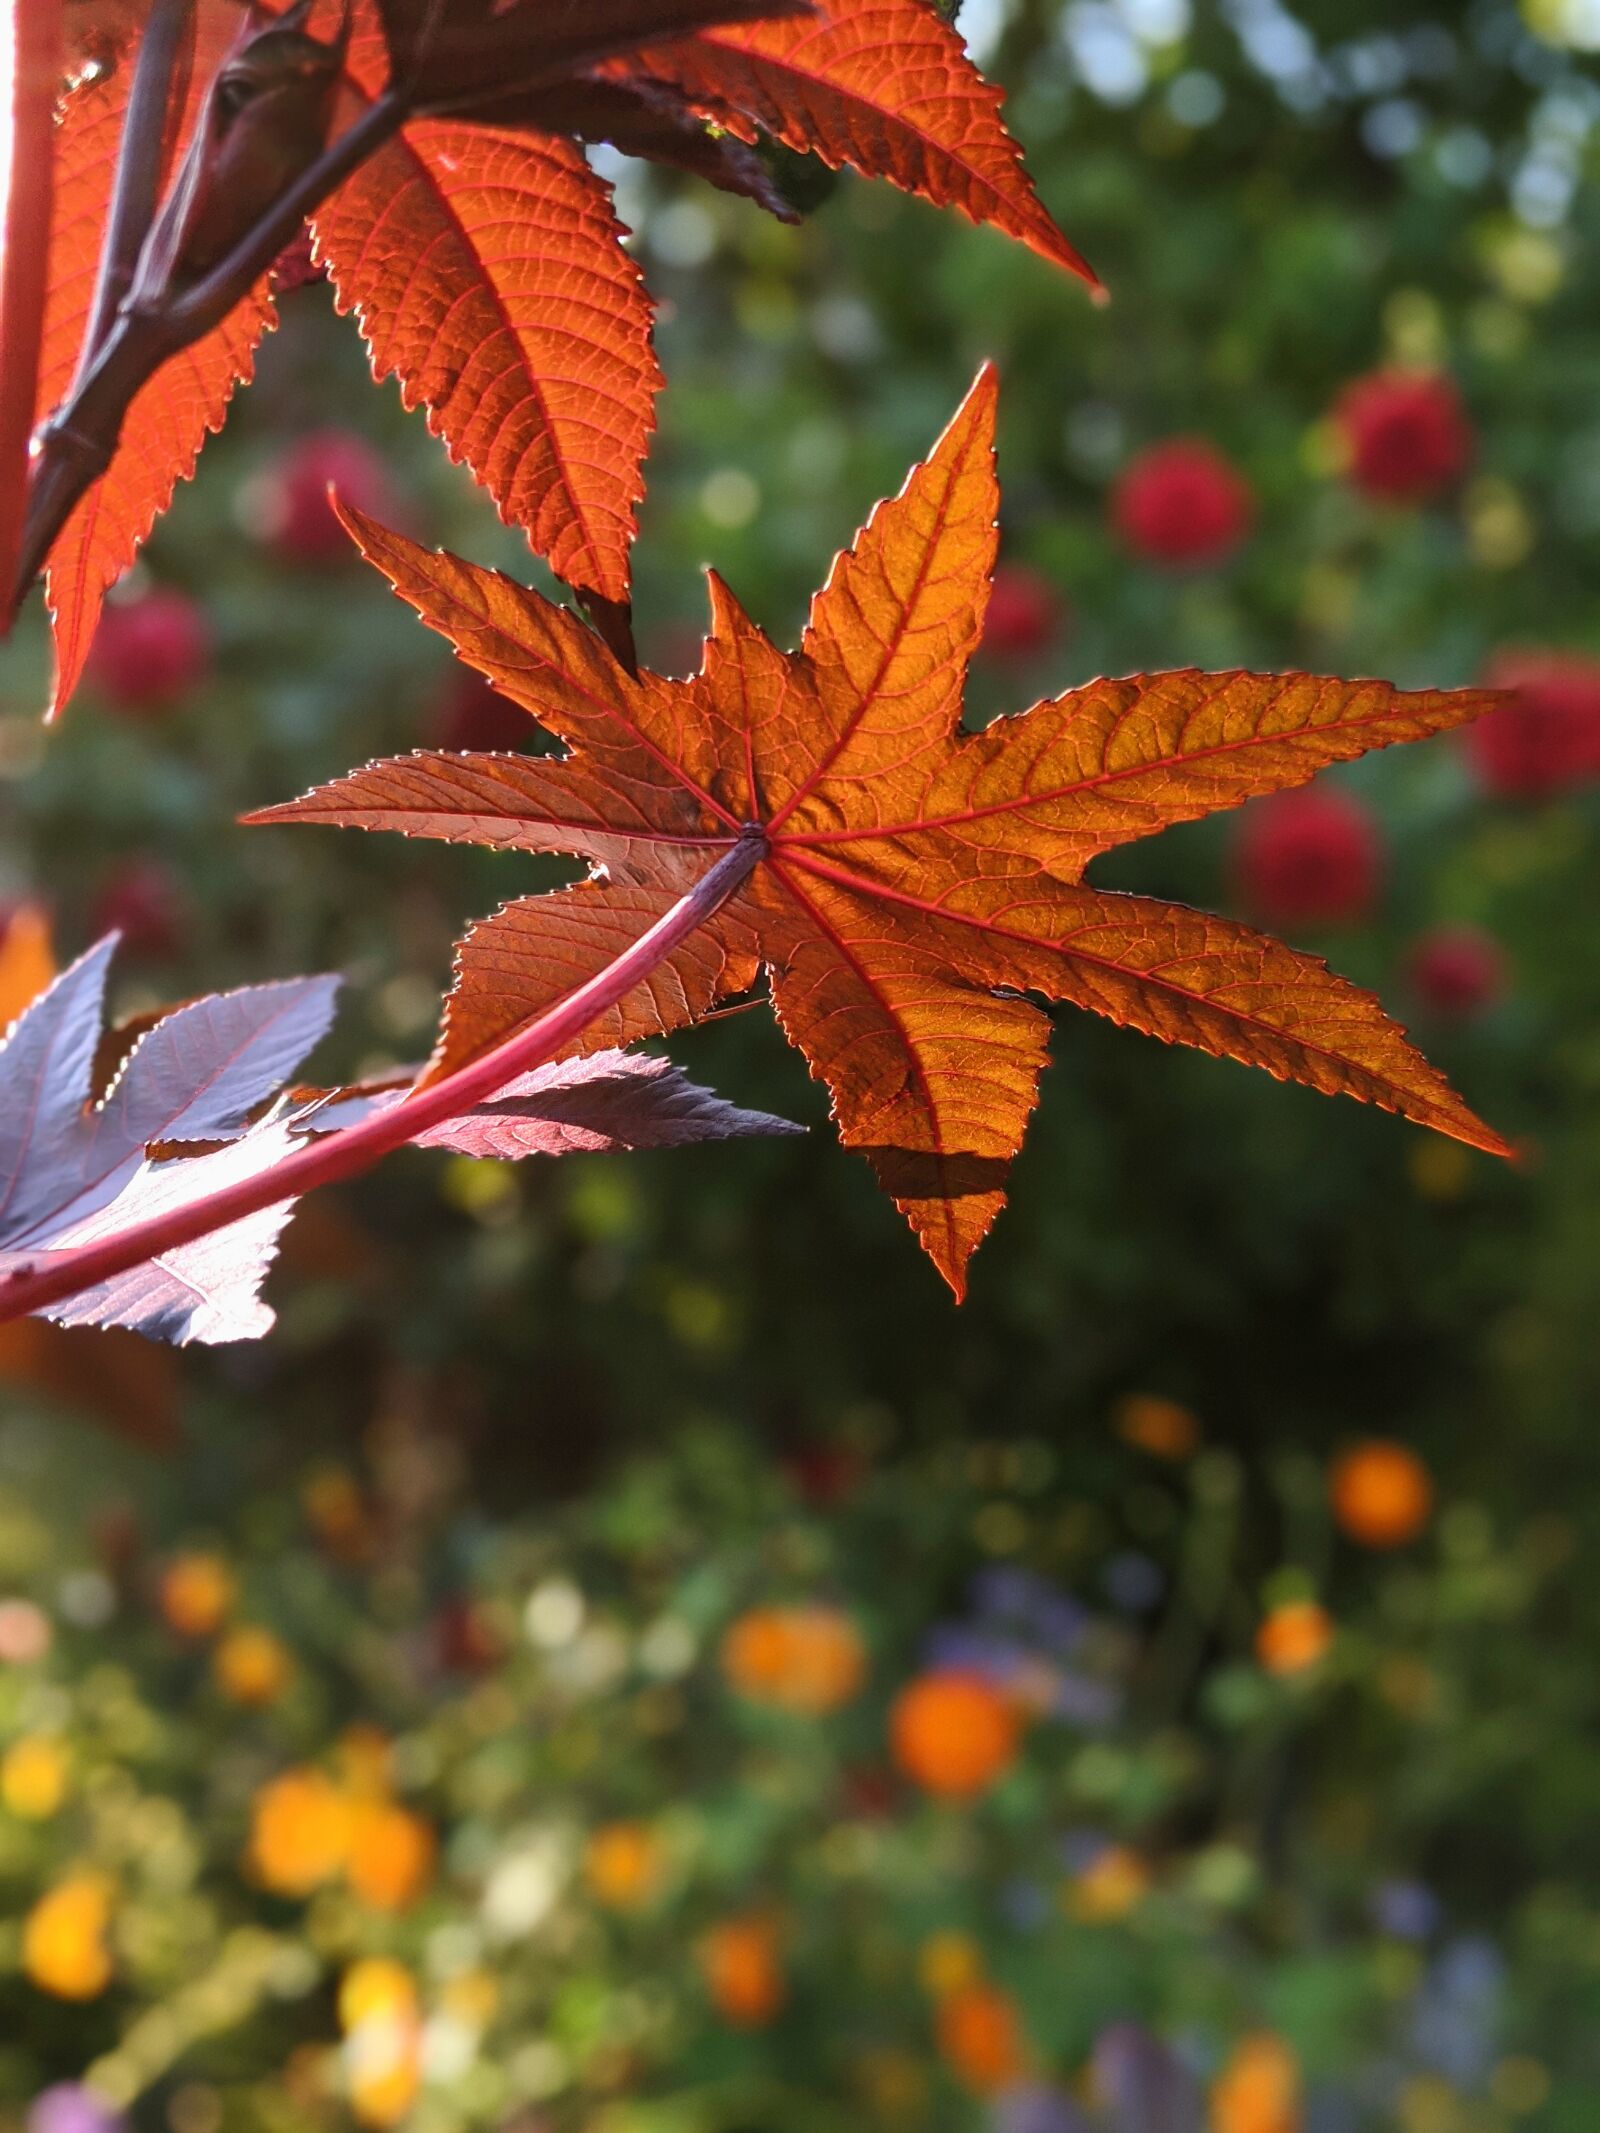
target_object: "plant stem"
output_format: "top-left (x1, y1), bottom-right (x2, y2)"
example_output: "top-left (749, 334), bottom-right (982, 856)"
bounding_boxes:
top-left (77, 0), bottom-right (195, 378)
top-left (11, 85), bottom-right (407, 618)
top-left (166, 87), bottom-right (406, 337)
top-left (0, 832), bottom-right (766, 1329)
top-left (0, 0), bottom-right (63, 613)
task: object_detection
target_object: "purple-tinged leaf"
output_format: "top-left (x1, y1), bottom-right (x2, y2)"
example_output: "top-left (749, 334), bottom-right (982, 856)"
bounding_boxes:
top-left (0, 1124), bottom-right (302, 1346)
top-left (11, 975), bottom-right (341, 1245)
top-left (0, 939), bottom-right (338, 1343)
top-left (0, 937), bottom-right (118, 1245)
top-left (299, 1047), bottom-right (803, 1157)
top-left (0, 958), bottom-right (339, 1250)
top-left (416, 1048), bottom-right (803, 1156)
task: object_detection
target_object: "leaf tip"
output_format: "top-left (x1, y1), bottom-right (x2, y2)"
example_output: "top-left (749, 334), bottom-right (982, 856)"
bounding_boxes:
top-left (929, 360), bottom-right (1003, 473)
top-left (330, 488), bottom-right (382, 556)
top-left (702, 566), bottom-right (760, 652)
top-left (1472, 1120), bottom-right (1519, 1165)
top-left (967, 357), bottom-right (1002, 411)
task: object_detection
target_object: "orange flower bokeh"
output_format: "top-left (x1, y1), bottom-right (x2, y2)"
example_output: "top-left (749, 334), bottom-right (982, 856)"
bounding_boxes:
top-left (721, 1605), bottom-right (866, 1716)
top-left (890, 1671), bottom-right (1020, 1799)
top-left (1329, 1441), bottom-right (1434, 1549)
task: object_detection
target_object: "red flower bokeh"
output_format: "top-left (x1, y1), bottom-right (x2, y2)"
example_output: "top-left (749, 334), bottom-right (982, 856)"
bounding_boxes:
top-left (1333, 369), bottom-right (1471, 504)
top-left (87, 587), bottom-right (211, 713)
top-left (981, 562), bottom-right (1064, 660)
top-left (89, 858), bottom-right (188, 960)
top-left (1466, 650), bottom-right (1600, 798)
top-left (1112, 439), bottom-right (1253, 568)
top-left (254, 430), bottom-right (399, 565)
top-left (1405, 926), bottom-right (1506, 1019)
top-left (1233, 787), bottom-right (1382, 929)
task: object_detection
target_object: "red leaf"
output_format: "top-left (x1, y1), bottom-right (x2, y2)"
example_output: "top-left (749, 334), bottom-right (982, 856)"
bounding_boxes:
top-left (39, 8), bottom-right (275, 717)
top-left (629, 0), bottom-right (1101, 289)
top-left (314, 122), bottom-right (658, 604)
top-left (426, 880), bottom-right (760, 1080)
top-left (39, 0), bottom-right (1086, 700)
top-left (255, 367), bottom-right (1508, 1298)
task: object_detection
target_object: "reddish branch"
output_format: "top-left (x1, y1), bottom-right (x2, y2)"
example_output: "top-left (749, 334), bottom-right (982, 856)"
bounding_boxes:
top-left (76, 0), bottom-right (195, 375)
top-left (0, 830), bottom-right (767, 1328)
top-left (12, 82), bottom-right (409, 616)
top-left (0, 0), bottom-right (63, 609)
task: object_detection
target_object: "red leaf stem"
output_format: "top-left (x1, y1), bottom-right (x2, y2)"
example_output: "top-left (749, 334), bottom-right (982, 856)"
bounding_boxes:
top-left (0, 827), bottom-right (765, 1327)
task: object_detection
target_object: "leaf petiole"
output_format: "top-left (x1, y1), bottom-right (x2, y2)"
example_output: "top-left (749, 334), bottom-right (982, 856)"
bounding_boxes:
top-left (0, 829), bottom-right (767, 1330)
top-left (12, 66), bottom-right (410, 621)
top-left (76, 0), bottom-right (196, 380)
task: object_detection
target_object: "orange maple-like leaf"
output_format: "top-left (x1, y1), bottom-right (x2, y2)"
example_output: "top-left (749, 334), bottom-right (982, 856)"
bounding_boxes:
top-left (252, 367), bottom-right (1509, 1298)
top-left (41, 9), bottom-right (275, 716)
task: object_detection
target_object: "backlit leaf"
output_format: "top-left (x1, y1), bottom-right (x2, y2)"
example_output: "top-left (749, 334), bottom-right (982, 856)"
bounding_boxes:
top-left (628, 0), bottom-right (1101, 288)
top-left (256, 367), bottom-right (1509, 1298)
top-left (40, 0), bottom-right (1091, 710)
top-left (40, 4), bottom-right (275, 716)
top-left (313, 123), bottom-right (659, 605)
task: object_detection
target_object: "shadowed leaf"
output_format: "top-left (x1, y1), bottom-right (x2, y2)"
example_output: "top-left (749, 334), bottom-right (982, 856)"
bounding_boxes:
top-left (375, 0), bottom-right (807, 108)
top-left (482, 76), bottom-right (801, 221)
top-left (300, 1046), bottom-right (802, 1155)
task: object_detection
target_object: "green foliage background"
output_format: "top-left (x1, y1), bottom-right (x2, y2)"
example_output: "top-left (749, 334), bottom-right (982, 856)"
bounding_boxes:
top-left (2, 0), bottom-right (1600, 2126)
